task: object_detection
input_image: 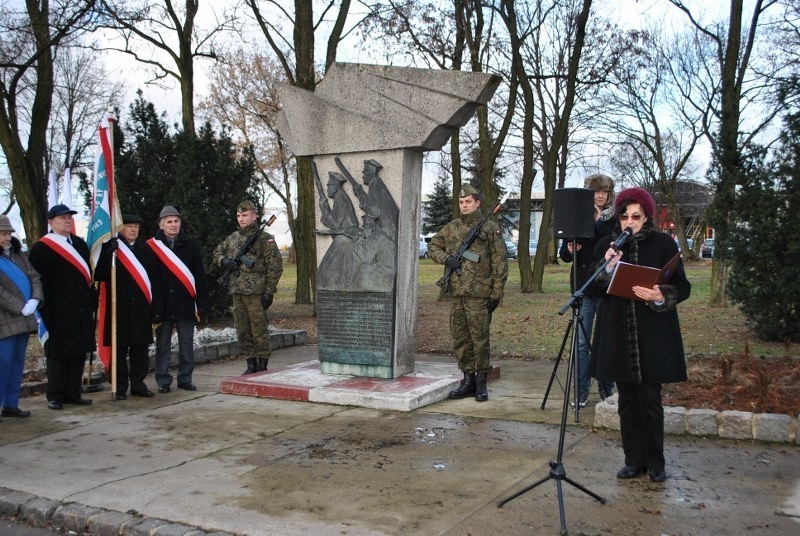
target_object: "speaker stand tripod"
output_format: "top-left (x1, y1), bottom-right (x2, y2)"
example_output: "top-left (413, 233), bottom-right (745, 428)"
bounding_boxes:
top-left (497, 253), bottom-right (614, 535)
top-left (540, 296), bottom-right (591, 422)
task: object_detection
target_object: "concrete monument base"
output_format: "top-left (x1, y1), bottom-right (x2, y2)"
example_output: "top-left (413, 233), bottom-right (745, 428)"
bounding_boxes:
top-left (221, 359), bottom-right (501, 412)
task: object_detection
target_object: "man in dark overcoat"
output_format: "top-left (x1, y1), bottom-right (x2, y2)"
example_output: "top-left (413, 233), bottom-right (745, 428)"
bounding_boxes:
top-left (95, 214), bottom-right (163, 399)
top-left (147, 206), bottom-right (209, 392)
top-left (29, 204), bottom-right (97, 410)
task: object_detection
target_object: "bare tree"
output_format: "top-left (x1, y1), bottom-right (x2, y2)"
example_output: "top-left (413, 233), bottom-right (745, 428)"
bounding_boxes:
top-left (198, 50), bottom-right (296, 243)
top-left (0, 0), bottom-right (97, 241)
top-left (596, 27), bottom-right (709, 258)
top-left (46, 46), bottom-right (125, 196)
top-left (499, 0), bottom-right (598, 293)
top-left (97, 0), bottom-right (236, 134)
top-left (365, 1), bottom-right (516, 216)
top-left (244, 0), bottom-right (355, 305)
top-left (669, 0), bottom-right (782, 306)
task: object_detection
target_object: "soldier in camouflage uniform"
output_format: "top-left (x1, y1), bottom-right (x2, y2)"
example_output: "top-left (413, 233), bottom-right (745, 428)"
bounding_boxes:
top-left (428, 185), bottom-right (508, 402)
top-left (214, 201), bottom-right (283, 375)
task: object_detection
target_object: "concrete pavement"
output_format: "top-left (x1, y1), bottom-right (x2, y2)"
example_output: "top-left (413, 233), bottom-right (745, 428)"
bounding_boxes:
top-left (1, 344), bottom-right (798, 535)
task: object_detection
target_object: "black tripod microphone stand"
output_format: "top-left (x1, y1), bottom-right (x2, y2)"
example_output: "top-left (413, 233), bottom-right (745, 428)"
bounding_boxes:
top-left (497, 247), bottom-right (616, 535)
top-left (540, 238), bottom-right (590, 422)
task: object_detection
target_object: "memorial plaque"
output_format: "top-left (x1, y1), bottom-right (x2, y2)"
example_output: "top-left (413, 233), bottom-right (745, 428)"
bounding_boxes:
top-left (317, 289), bottom-right (395, 366)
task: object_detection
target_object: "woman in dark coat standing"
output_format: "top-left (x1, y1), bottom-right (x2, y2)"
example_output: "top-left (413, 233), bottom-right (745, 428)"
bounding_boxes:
top-left (590, 187), bottom-right (690, 483)
top-left (0, 216), bottom-right (43, 418)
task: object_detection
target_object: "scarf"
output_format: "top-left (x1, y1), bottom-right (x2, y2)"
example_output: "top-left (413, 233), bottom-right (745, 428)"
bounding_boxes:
top-left (624, 225), bottom-right (653, 384)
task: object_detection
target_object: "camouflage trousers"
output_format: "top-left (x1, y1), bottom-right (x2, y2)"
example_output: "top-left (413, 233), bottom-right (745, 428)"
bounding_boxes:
top-left (450, 296), bottom-right (492, 373)
top-left (232, 293), bottom-right (271, 358)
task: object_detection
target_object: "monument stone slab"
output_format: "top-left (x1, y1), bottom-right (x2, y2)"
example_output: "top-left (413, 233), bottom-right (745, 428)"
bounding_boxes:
top-left (278, 63), bottom-right (499, 378)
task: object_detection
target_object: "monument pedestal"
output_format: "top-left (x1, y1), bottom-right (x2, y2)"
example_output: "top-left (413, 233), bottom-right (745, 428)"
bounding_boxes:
top-left (277, 63), bottom-right (500, 379)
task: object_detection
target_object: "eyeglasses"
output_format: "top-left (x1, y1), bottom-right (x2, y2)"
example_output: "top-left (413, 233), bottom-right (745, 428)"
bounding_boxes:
top-left (619, 213), bottom-right (643, 221)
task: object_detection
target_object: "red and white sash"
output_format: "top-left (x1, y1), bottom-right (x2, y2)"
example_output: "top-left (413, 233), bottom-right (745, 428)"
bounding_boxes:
top-left (147, 237), bottom-right (196, 299)
top-left (116, 244), bottom-right (152, 304)
top-left (39, 234), bottom-right (91, 285)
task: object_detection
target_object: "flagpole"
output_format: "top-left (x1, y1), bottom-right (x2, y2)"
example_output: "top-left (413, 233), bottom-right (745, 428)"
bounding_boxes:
top-left (107, 114), bottom-right (119, 401)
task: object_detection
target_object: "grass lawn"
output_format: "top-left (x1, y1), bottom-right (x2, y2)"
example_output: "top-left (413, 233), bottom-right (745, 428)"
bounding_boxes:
top-left (271, 257), bottom-right (797, 362)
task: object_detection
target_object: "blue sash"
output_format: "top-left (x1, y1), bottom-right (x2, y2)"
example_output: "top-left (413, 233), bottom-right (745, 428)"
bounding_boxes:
top-left (0, 255), bottom-right (32, 300)
top-left (0, 254), bottom-right (47, 346)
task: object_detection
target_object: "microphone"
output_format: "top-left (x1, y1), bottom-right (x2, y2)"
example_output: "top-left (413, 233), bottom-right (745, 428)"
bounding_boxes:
top-left (611, 227), bottom-right (634, 251)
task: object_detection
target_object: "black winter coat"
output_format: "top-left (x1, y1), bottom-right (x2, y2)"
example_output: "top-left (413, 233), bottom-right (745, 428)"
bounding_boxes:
top-left (590, 231), bottom-right (690, 384)
top-left (559, 218), bottom-right (614, 295)
top-left (29, 233), bottom-right (96, 359)
top-left (95, 236), bottom-right (164, 346)
top-left (150, 230), bottom-right (208, 321)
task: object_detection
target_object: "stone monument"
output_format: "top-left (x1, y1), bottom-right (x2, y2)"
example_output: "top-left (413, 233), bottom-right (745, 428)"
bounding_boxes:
top-left (277, 62), bottom-right (499, 378)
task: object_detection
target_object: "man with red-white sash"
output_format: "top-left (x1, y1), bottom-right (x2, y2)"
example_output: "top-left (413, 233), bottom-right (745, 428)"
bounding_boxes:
top-left (29, 204), bottom-right (97, 410)
top-left (148, 206), bottom-right (208, 393)
top-left (95, 214), bottom-right (163, 399)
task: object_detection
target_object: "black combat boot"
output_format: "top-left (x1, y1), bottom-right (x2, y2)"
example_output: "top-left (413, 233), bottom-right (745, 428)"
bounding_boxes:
top-left (256, 358), bottom-right (269, 372)
top-left (242, 358), bottom-right (258, 375)
top-left (475, 370), bottom-right (489, 402)
top-left (449, 372), bottom-right (476, 399)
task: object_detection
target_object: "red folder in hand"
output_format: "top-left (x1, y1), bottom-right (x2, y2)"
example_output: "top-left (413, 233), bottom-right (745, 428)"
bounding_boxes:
top-left (607, 252), bottom-right (681, 301)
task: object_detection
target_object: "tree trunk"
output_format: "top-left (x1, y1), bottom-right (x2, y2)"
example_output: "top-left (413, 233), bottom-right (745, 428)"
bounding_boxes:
top-left (14, 1), bottom-right (55, 241)
top-left (293, 155), bottom-right (316, 304)
top-left (708, 0), bottom-right (744, 307)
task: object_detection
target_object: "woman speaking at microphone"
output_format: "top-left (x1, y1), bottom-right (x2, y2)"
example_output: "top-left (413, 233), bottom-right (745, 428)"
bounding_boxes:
top-left (590, 187), bottom-right (691, 483)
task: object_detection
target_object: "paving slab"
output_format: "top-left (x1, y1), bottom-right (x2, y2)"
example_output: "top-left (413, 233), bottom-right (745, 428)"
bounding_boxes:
top-left (0, 344), bottom-right (797, 535)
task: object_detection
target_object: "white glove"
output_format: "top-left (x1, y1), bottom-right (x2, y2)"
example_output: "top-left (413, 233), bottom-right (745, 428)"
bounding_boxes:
top-left (21, 298), bottom-right (39, 316)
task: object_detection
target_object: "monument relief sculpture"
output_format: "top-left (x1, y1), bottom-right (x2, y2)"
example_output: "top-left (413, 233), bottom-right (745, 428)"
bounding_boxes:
top-left (277, 62), bottom-right (500, 378)
top-left (313, 164), bottom-right (360, 290)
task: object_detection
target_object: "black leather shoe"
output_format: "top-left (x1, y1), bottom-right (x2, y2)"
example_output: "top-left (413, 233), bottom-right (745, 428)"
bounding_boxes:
top-left (178, 383), bottom-right (197, 391)
top-left (65, 398), bottom-right (93, 406)
top-left (133, 389), bottom-right (155, 398)
top-left (115, 393), bottom-right (127, 400)
top-left (1, 407), bottom-right (31, 418)
top-left (648, 469), bottom-right (667, 482)
top-left (158, 385), bottom-right (171, 393)
top-left (616, 465), bottom-right (647, 479)
top-left (48, 401), bottom-right (63, 410)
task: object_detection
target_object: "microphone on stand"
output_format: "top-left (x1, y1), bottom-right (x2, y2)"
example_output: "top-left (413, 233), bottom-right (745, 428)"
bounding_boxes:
top-left (611, 227), bottom-right (634, 251)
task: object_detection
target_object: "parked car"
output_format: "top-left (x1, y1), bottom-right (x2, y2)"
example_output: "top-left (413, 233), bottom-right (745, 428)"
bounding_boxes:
top-left (674, 236), bottom-right (694, 250)
top-left (701, 238), bottom-right (714, 258)
top-left (418, 238), bottom-right (428, 258)
top-left (504, 240), bottom-right (518, 259)
top-left (528, 240), bottom-right (538, 255)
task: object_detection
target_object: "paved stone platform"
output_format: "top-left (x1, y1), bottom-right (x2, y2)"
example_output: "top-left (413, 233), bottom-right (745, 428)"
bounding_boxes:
top-left (2, 346), bottom-right (798, 536)
top-left (220, 360), bottom-right (501, 411)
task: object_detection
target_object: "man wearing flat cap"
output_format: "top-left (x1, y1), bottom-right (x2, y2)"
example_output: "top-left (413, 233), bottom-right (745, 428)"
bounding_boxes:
top-left (147, 205), bottom-right (209, 392)
top-left (214, 200), bottom-right (283, 375)
top-left (95, 214), bottom-right (163, 399)
top-left (428, 185), bottom-right (508, 402)
top-left (29, 204), bottom-right (96, 410)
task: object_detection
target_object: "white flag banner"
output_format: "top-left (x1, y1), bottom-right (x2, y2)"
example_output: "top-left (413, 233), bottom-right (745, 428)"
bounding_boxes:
top-left (47, 170), bottom-right (58, 208)
top-left (62, 168), bottom-right (73, 207)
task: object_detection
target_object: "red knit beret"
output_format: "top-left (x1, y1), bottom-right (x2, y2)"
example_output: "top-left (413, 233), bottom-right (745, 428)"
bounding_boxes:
top-left (615, 187), bottom-right (656, 219)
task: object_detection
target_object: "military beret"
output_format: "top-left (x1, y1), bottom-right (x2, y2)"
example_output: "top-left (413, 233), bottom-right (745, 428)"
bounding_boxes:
top-left (459, 184), bottom-right (479, 198)
top-left (237, 200), bottom-right (258, 213)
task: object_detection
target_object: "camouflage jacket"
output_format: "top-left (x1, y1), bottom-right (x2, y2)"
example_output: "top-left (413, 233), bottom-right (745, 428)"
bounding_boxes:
top-left (213, 222), bottom-right (283, 295)
top-left (428, 211), bottom-right (508, 300)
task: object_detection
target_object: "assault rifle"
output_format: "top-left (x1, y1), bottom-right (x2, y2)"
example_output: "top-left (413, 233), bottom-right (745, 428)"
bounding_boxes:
top-left (436, 193), bottom-right (509, 294)
top-left (218, 213), bottom-right (277, 284)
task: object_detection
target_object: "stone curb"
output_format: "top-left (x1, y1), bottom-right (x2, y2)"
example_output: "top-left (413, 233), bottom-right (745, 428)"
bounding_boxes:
top-left (593, 393), bottom-right (800, 444)
top-left (20, 328), bottom-right (307, 399)
top-left (0, 488), bottom-right (234, 536)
